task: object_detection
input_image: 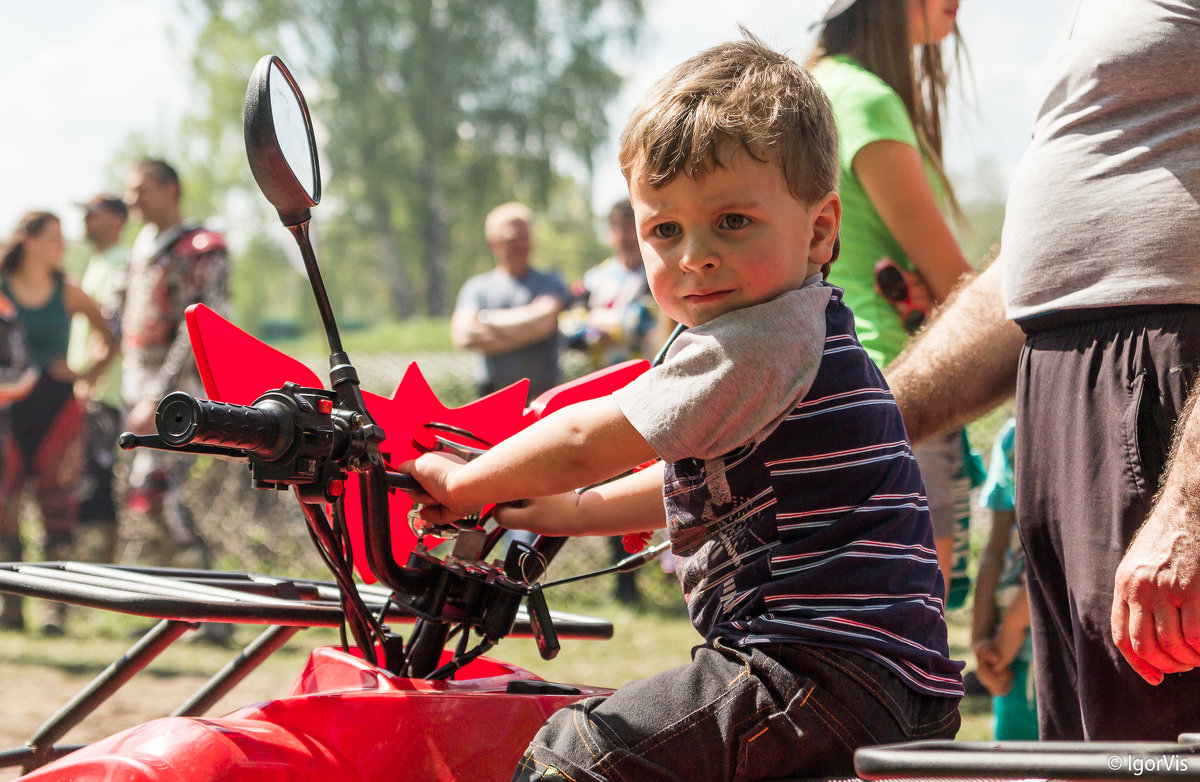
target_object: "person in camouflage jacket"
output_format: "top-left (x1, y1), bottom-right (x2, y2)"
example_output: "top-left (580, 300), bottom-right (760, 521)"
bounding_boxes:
top-left (119, 159), bottom-right (228, 573)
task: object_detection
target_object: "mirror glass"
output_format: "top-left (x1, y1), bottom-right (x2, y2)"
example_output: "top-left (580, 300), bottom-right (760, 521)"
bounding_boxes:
top-left (269, 60), bottom-right (316, 199)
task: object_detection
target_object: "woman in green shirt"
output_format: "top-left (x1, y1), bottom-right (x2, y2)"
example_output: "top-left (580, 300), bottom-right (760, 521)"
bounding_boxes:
top-left (810, 0), bottom-right (975, 596)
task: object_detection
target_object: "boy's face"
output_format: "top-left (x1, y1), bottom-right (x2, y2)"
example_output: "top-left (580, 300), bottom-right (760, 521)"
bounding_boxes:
top-left (629, 149), bottom-right (839, 328)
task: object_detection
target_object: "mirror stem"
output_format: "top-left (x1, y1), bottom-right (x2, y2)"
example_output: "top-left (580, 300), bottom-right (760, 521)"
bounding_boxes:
top-left (285, 220), bottom-right (377, 430)
top-left (287, 219), bottom-right (343, 355)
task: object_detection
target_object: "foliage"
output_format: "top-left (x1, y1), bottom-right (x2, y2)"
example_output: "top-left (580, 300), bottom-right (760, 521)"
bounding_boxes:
top-left (270, 315), bottom-right (456, 355)
top-left (179, 0), bottom-right (642, 327)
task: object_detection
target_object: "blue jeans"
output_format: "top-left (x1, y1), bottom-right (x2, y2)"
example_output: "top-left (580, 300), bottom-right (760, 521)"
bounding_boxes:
top-left (512, 641), bottom-right (960, 781)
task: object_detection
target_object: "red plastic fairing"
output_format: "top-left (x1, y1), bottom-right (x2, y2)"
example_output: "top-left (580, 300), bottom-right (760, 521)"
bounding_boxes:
top-left (525, 358), bottom-right (650, 422)
top-left (186, 304), bottom-right (323, 404)
top-left (183, 304), bottom-right (650, 583)
top-left (22, 648), bottom-right (610, 781)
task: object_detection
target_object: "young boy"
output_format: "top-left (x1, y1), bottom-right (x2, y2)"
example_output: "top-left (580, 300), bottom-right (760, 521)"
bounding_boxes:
top-left (404, 35), bottom-right (962, 781)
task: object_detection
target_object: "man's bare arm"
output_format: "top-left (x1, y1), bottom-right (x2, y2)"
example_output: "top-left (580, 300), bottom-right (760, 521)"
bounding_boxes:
top-left (450, 294), bottom-right (563, 354)
top-left (885, 261), bottom-right (1025, 444)
top-left (1111, 376), bottom-right (1200, 684)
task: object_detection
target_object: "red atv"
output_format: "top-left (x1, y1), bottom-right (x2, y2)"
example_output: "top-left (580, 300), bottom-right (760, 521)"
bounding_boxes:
top-left (3, 55), bottom-right (1200, 782)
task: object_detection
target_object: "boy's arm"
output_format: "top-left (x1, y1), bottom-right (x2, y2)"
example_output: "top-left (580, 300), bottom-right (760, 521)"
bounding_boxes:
top-left (994, 585), bottom-right (1032, 667)
top-left (971, 508), bottom-right (1014, 645)
top-left (494, 462), bottom-right (666, 537)
top-left (402, 396), bottom-right (658, 527)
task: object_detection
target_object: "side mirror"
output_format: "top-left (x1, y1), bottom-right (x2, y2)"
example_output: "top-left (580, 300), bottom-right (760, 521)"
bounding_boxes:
top-left (244, 55), bottom-right (321, 226)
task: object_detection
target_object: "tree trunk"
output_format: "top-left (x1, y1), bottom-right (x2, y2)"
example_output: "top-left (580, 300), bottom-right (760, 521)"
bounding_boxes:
top-left (420, 156), bottom-right (449, 316)
top-left (369, 193), bottom-right (413, 317)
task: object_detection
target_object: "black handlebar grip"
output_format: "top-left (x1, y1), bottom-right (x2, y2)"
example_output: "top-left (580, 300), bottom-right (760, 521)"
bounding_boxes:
top-left (156, 392), bottom-right (294, 461)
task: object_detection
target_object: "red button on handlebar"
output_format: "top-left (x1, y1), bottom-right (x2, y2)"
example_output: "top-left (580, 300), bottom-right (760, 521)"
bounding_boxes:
top-left (327, 479), bottom-right (345, 498)
top-left (317, 398), bottom-right (333, 414)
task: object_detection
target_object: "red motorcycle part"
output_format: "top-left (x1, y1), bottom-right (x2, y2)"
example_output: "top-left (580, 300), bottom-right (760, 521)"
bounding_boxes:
top-left (21, 647), bottom-right (611, 782)
top-left (184, 302), bottom-right (650, 583)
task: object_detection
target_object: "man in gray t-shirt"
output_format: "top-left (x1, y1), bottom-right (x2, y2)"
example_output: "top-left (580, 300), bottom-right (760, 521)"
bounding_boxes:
top-left (885, 0), bottom-right (1200, 742)
top-left (451, 202), bottom-right (570, 402)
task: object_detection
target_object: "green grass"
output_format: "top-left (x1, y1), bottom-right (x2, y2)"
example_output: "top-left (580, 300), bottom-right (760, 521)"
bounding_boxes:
top-left (268, 317), bottom-right (454, 355)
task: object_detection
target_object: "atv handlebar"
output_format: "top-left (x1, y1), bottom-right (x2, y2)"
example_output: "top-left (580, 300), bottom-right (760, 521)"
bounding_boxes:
top-left (156, 392), bottom-right (295, 460)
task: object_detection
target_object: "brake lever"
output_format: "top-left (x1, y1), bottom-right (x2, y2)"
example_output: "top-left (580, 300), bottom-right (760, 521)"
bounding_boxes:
top-left (117, 432), bottom-right (251, 461)
top-left (433, 436), bottom-right (488, 462)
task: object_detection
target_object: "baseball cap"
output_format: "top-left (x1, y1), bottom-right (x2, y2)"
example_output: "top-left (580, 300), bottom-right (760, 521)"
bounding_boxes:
top-left (812, 0), bottom-right (861, 27)
top-left (78, 193), bottom-right (128, 220)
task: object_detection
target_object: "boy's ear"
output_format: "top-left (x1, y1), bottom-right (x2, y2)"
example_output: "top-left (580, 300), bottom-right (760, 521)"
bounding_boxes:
top-left (808, 192), bottom-right (841, 268)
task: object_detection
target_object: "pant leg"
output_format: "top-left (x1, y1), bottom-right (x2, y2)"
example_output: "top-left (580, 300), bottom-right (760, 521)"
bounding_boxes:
top-left (127, 448), bottom-right (210, 568)
top-left (512, 642), bottom-right (959, 782)
top-left (912, 430), bottom-right (968, 606)
top-left (1016, 306), bottom-right (1200, 740)
top-left (75, 401), bottom-right (121, 529)
top-left (31, 395), bottom-right (83, 539)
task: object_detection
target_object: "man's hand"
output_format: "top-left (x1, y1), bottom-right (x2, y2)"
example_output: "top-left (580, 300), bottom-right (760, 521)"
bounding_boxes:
top-left (1111, 504), bottom-right (1200, 685)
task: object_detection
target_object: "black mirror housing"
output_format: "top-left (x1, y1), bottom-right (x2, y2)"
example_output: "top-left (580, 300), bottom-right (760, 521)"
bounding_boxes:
top-left (244, 55), bottom-right (322, 226)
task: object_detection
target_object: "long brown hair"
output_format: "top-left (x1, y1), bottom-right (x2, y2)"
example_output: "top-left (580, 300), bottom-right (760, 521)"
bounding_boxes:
top-left (811, 0), bottom-right (962, 215)
top-left (1, 211), bottom-right (60, 276)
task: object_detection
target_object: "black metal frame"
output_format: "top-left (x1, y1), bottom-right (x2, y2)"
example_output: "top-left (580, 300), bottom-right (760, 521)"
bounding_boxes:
top-left (855, 737), bottom-right (1200, 781)
top-left (0, 561), bottom-right (612, 774)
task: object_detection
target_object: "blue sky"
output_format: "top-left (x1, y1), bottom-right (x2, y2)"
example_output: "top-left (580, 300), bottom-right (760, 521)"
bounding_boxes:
top-left (1, 0), bottom-right (1069, 239)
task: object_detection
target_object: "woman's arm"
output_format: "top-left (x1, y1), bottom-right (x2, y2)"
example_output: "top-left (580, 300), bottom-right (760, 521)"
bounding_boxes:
top-left (854, 140), bottom-right (974, 303)
top-left (971, 508), bottom-right (1013, 645)
top-left (64, 279), bottom-right (117, 385)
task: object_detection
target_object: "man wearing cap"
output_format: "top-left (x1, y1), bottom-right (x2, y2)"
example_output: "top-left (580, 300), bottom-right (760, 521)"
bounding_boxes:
top-left (69, 194), bottom-right (129, 563)
top-left (451, 202), bottom-right (571, 403)
top-left (118, 159), bottom-right (228, 583)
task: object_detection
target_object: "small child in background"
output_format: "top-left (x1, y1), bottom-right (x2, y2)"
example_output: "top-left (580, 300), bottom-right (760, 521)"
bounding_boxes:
top-left (970, 418), bottom-right (1038, 740)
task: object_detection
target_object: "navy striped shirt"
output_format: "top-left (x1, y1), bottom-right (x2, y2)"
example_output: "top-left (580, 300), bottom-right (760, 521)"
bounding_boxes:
top-left (619, 284), bottom-right (963, 697)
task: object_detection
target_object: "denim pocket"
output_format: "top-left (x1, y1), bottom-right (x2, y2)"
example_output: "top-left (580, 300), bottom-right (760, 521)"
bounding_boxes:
top-left (732, 674), bottom-right (872, 780)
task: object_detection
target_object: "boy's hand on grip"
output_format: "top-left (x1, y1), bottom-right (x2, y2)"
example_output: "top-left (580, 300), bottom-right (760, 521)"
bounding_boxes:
top-left (400, 452), bottom-right (479, 528)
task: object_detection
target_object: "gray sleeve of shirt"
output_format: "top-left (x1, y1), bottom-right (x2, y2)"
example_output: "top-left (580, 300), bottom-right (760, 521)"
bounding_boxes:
top-left (614, 286), bottom-right (831, 463)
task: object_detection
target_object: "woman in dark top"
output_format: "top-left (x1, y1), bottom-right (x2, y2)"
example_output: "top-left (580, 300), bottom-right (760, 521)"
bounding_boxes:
top-left (0, 211), bottom-right (115, 633)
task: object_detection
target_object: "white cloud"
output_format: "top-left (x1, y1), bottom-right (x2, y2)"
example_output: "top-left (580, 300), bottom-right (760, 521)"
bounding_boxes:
top-left (0, 2), bottom-right (192, 238)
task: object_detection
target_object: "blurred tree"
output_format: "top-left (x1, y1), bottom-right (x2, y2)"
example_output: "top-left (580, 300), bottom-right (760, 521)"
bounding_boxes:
top-left (187, 0), bottom-right (641, 318)
top-left (948, 156), bottom-right (1008, 269)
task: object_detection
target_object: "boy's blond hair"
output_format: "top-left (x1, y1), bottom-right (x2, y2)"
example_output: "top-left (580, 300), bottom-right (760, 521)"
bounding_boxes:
top-left (619, 33), bottom-right (839, 206)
